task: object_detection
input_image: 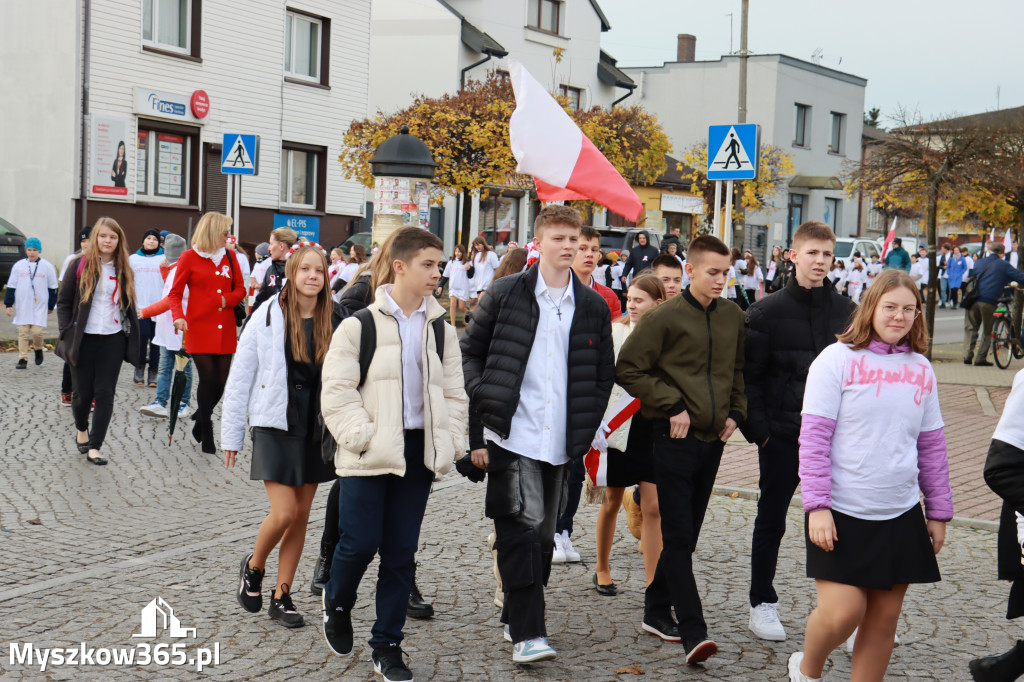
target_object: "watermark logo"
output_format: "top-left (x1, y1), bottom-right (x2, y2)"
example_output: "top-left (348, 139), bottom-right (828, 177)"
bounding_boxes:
top-left (9, 597), bottom-right (219, 672)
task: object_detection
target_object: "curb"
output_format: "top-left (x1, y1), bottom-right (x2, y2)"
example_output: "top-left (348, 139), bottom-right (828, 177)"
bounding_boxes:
top-left (712, 484), bottom-right (999, 533)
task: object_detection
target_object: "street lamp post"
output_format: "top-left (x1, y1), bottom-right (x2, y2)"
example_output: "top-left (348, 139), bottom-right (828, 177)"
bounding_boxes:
top-left (369, 125), bottom-right (437, 249)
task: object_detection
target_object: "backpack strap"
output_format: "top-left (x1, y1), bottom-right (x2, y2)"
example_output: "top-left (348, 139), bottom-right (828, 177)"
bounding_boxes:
top-left (353, 308), bottom-right (376, 388)
top-left (432, 316), bottom-right (445, 363)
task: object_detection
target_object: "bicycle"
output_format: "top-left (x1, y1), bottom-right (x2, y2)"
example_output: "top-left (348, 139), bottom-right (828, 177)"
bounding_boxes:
top-left (991, 284), bottom-right (1024, 369)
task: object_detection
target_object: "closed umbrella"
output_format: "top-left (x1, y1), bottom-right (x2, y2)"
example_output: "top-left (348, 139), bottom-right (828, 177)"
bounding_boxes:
top-left (167, 344), bottom-right (191, 445)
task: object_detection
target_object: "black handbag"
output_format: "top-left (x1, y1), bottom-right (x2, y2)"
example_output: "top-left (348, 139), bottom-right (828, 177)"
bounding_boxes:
top-left (960, 260), bottom-right (993, 310)
top-left (228, 253), bottom-right (246, 326)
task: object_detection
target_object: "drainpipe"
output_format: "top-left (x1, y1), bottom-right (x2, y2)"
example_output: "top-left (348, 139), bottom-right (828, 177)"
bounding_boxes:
top-left (612, 86), bottom-right (635, 108)
top-left (460, 54), bottom-right (492, 89)
top-left (79, 0), bottom-right (91, 237)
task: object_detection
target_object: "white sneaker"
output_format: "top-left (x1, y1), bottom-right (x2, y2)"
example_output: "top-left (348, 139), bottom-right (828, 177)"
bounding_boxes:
top-left (788, 652), bottom-right (820, 681)
top-left (846, 627), bottom-right (899, 653)
top-left (503, 624), bottom-right (512, 642)
top-left (560, 531), bottom-right (581, 562)
top-left (552, 533), bottom-right (567, 563)
top-left (749, 602), bottom-right (787, 641)
top-left (512, 637), bottom-right (556, 663)
top-left (139, 402), bottom-right (168, 418)
top-left (177, 404), bottom-right (191, 419)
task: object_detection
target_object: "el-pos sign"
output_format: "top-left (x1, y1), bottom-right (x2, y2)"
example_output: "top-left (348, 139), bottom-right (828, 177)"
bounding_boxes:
top-left (134, 88), bottom-right (208, 124)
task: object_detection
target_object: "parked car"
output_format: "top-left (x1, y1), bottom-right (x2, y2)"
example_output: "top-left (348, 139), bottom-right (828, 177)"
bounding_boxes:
top-left (338, 231), bottom-right (373, 253)
top-left (873, 235), bottom-right (919, 260)
top-left (834, 237), bottom-right (881, 269)
top-left (0, 216), bottom-right (27, 285)
top-left (961, 241), bottom-right (984, 258)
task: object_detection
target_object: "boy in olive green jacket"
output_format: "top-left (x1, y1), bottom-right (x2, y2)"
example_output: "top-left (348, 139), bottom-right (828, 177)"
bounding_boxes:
top-left (616, 235), bottom-right (746, 665)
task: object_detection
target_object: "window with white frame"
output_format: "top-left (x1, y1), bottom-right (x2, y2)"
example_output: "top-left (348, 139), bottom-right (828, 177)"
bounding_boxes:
top-left (285, 11), bottom-right (322, 83)
top-left (280, 146), bottom-right (317, 208)
top-left (829, 112), bottom-right (846, 154)
top-left (527, 0), bottom-right (562, 34)
top-left (142, 0), bottom-right (191, 54)
top-left (794, 103), bottom-right (810, 147)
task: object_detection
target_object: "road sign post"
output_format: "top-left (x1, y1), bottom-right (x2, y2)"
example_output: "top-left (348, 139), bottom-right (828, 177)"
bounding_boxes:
top-left (707, 124), bottom-right (759, 250)
top-left (221, 134), bottom-right (260, 234)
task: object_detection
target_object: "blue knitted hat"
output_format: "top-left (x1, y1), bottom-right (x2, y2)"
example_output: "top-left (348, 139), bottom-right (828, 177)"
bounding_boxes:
top-left (25, 237), bottom-right (41, 251)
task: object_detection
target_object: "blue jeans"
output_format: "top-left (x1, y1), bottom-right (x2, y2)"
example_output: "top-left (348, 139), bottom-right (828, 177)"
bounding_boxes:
top-left (939, 277), bottom-right (949, 306)
top-left (155, 346), bottom-right (193, 408)
top-left (325, 429), bottom-right (433, 649)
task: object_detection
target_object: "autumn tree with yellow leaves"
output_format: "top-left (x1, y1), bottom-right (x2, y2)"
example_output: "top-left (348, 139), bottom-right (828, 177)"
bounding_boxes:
top-left (339, 72), bottom-right (671, 242)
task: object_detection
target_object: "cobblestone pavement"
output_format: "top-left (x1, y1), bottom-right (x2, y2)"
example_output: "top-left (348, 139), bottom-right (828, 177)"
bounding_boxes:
top-left (1, 359), bottom-right (1021, 681)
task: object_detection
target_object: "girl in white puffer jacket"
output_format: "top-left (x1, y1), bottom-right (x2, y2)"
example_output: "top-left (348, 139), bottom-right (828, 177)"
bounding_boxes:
top-left (221, 245), bottom-right (339, 629)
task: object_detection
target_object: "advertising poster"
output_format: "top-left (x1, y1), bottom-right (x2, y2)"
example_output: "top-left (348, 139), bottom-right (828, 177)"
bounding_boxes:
top-left (373, 176), bottom-right (428, 248)
top-left (90, 114), bottom-right (132, 199)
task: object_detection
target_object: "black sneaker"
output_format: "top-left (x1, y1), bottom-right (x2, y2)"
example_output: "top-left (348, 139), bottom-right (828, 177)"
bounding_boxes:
top-left (322, 592), bottom-right (353, 655)
top-left (34, 349), bottom-right (43, 365)
top-left (133, 367), bottom-right (145, 385)
top-left (15, 359), bottom-right (27, 370)
top-left (236, 553), bottom-right (264, 613)
top-left (372, 645), bottom-right (413, 682)
top-left (147, 367), bottom-right (158, 387)
top-left (268, 585), bottom-right (304, 628)
top-left (407, 579), bottom-right (434, 619)
top-left (642, 611), bottom-right (681, 642)
top-left (683, 636), bottom-right (718, 665)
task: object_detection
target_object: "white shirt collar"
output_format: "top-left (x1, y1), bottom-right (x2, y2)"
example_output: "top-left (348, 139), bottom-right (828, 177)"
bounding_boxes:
top-left (383, 285), bottom-right (427, 320)
top-left (194, 247), bottom-right (226, 263)
top-left (534, 269), bottom-right (576, 304)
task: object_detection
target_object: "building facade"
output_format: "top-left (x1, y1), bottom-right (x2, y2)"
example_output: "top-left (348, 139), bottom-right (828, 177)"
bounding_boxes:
top-left (623, 36), bottom-right (866, 253)
top-left (0, 0), bottom-right (370, 266)
top-left (368, 0), bottom-right (636, 252)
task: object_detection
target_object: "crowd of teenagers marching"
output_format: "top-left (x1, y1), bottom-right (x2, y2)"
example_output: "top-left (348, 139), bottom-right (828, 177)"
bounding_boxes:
top-left (9, 205), bottom-right (1024, 682)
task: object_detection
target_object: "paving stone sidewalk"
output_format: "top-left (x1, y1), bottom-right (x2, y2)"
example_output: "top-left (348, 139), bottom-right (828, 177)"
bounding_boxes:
top-left (0, 361), bottom-right (1020, 681)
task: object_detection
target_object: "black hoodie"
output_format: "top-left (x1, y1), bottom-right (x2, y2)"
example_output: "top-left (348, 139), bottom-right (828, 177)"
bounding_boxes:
top-left (620, 230), bottom-right (660, 280)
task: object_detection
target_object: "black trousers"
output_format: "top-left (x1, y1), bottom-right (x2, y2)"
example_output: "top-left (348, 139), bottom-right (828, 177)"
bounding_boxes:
top-left (486, 443), bottom-right (568, 643)
top-left (71, 333), bottom-right (127, 451)
top-left (645, 421), bottom-right (724, 646)
top-left (555, 456), bottom-right (584, 536)
top-left (749, 436), bottom-right (800, 606)
top-left (137, 317), bottom-right (159, 370)
top-left (62, 361), bottom-right (73, 393)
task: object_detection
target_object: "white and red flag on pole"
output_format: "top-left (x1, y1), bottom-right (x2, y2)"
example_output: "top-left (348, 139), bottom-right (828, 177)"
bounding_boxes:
top-left (880, 218), bottom-right (898, 260)
top-left (508, 59), bottom-right (644, 221)
top-left (584, 393), bottom-right (641, 487)
top-left (1005, 228), bottom-right (1014, 253)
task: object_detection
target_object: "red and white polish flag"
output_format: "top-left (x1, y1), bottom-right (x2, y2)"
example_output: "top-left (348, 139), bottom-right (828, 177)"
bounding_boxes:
top-left (584, 393), bottom-right (641, 487)
top-left (880, 218), bottom-right (897, 260)
top-left (508, 59), bottom-right (644, 222)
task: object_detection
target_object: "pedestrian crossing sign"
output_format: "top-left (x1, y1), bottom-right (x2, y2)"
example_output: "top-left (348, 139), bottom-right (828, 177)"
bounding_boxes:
top-left (221, 134), bottom-right (259, 175)
top-left (707, 124), bottom-right (759, 180)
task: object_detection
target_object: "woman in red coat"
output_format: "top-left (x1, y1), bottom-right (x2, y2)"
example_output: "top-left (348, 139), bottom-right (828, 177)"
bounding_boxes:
top-left (169, 213), bottom-right (246, 453)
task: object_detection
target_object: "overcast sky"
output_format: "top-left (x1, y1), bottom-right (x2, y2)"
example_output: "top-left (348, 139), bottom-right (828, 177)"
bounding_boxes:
top-left (597, 0), bottom-right (1024, 125)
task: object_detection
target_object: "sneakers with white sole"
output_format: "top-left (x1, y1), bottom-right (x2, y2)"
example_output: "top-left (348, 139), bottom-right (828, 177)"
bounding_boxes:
top-left (552, 533), bottom-right (567, 563)
top-left (749, 602), bottom-right (787, 641)
top-left (139, 402), bottom-right (169, 418)
top-left (503, 624), bottom-right (512, 642)
top-left (788, 652), bottom-right (820, 681)
top-left (513, 637), bottom-right (556, 663)
top-left (560, 531), bottom-right (581, 562)
top-left (177, 404), bottom-right (191, 419)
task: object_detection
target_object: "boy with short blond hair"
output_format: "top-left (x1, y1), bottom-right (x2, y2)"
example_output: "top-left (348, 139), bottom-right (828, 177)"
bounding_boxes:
top-left (462, 205), bottom-right (614, 663)
top-left (320, 226), bottom-right (468, 682)
top-left (741, 221), bottom-right (856, 642)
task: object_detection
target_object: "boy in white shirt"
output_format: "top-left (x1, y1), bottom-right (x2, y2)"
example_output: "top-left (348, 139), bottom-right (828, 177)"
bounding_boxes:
top-left (4, 237), bottom-right (58, 369)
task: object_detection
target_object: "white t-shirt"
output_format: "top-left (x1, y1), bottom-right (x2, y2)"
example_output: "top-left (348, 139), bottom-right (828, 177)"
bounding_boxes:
top-left (846, 269), bottom-right (867, 288)
top-left (740, 267), bottom-right (763, 291)
top-left (993, 368), bottom-right (1024, 452)
top-left (233, 251), bottom-right (251, 282)
top-left (84, 260), bottom-right (123, 335)
top-left (129, 252), bottom-right (165, 308)
top-left (250, 258), bottom-right (272, 289)
top-left (471, 250), bottom-right (500, 293)
top-left (6, 257), bottom-right (58, 327)
top-left (802, 342), bottom-right (944, 520)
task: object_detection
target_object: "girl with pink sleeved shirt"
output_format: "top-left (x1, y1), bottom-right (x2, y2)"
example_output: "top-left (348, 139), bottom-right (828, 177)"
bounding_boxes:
top-left (788, 269), bottom-right (953, 682)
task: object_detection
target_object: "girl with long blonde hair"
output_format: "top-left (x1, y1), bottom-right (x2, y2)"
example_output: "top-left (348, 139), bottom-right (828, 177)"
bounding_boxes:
top-left (222, 244), bottom-right (338, 629)
top-left (55, 216), bottom-right (141, 465)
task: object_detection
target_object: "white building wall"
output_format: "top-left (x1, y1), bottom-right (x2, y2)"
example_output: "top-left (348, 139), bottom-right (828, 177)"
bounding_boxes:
top-left (85, 0), bottom-right (368, 217)
top-left (0, 0), bottom-right (80, 261)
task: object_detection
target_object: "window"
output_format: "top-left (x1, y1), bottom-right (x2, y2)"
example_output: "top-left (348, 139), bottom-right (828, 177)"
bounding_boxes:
top-left (825, 197), bottom-right (840, 232)
top-left (527, 0), bottom-right (561, 34)
top-left (285, 10), bottom-right (330, 86)
top-left (280, 144), bottom-right (325, 210)
top-left (559, 85), bottom-right (582, 112)
top-left (478, 195), bottom-right (519, 254)
top-left (136, 122), bottom-right (196, 204)
top-left (794, 103), bottom-right (810, 147)
top-left (142, 0), bottom-right (200, 59)
top-left (787, 193), bottom-right (805, 245)
top-left (829, 112), bottom-right (846, 154)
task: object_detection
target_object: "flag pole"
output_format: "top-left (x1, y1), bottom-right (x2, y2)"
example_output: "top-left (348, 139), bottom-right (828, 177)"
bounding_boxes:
top-left (713, 181), bottom-right (722, 241)
top-left (724, 180), bottom-right (734, 249)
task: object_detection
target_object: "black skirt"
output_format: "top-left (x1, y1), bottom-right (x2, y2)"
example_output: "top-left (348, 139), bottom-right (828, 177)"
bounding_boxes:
top-left (250, 427), bottom-right (336, 486)
top-left (605, 413), bottom-right (656, 488)
top-left (805, 505), bottom-right (940, 590)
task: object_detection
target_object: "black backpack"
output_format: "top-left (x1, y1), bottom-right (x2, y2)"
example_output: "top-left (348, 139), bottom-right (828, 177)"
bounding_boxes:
top-left (319, 307), bottom-right (446, 464)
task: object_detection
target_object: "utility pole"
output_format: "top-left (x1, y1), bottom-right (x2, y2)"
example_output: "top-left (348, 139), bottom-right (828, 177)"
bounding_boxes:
top-left (733, 0), bottom-right (749, 248)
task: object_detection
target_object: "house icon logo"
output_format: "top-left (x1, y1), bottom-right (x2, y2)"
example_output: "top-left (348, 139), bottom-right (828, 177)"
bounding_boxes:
top-left (132, 597), bottom-right (197, 639)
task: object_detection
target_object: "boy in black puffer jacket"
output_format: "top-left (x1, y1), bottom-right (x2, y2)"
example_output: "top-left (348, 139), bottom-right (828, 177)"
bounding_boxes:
top-left (461, 205), bottom-right (614, 665)
top-left (741, 221), bottom-right (856, 642)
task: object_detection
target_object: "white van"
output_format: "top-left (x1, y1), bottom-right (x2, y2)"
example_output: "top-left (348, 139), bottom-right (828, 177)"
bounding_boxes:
top-left (833, 238), bottom-right (883, 269)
